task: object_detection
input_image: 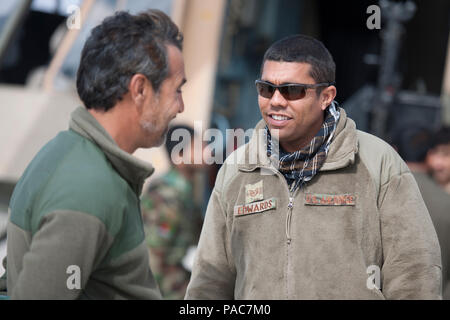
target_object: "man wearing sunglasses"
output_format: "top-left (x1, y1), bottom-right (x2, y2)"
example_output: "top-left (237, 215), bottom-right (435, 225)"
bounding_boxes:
top-left (186, 35), bottom-right (441, 299)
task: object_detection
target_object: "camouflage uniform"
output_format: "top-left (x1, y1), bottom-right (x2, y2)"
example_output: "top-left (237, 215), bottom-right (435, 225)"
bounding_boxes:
top-left (141, 169), bottom-right (202, 299)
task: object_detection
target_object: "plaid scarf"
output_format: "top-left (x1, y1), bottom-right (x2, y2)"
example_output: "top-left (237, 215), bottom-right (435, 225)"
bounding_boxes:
top-left (266, 101), bottom-right (341, 192)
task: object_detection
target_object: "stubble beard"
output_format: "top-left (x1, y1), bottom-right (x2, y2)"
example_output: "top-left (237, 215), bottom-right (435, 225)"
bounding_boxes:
top-left (140, 118), bottom-right (168, 148)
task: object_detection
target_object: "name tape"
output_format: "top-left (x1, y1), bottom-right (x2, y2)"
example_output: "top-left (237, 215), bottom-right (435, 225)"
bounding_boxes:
top-left (305, 193), bottom-right (356, 206)
top-left (234, 197), bottom-right (277, 217)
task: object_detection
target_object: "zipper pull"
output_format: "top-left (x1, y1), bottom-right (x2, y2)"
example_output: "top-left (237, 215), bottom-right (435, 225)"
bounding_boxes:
top-left (288, 197), bottom-right (294, 209)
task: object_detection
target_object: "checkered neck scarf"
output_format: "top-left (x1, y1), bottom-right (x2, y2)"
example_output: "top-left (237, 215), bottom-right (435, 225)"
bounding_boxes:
top-left (266, 101), bottom-right (341, 192)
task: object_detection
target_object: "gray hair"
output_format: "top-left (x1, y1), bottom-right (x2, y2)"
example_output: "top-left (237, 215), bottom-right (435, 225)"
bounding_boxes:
top-left (76, 10), bottom-right (183, 111)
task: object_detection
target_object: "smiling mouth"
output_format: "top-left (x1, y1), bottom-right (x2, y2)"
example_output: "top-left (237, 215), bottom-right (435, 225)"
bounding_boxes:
top-left (270, 114), bottom-right (291, 121)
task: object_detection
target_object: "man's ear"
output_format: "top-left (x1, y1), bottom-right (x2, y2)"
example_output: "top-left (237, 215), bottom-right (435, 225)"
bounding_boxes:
top-left (320, 85), bottom-right (337, 111)
top-left (129, 74), bottom-right (153, 111)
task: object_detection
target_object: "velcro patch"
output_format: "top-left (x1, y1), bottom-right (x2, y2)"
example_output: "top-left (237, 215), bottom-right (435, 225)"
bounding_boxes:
top-left (245, 180), bottom-right (264, 204)
top-left (234, 197), bottom-right (277, 217)
top-left (305, 194), bottom-right (356, 206)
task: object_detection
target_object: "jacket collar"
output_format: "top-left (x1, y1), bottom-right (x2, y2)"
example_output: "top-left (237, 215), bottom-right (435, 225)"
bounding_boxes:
top-left (69, 106), bottom-right (154, 196)
top-left (238, 108), bottom-right (358, 172)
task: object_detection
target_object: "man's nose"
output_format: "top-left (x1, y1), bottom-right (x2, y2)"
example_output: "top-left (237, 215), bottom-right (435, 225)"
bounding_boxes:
top-left (179, 97), bottom-right (185, 113)
top-left (270, 89), bottom-right (288, 108)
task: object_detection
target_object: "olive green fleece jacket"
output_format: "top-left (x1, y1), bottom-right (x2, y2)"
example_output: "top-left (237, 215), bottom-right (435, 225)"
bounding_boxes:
top-left (185, 109), bottom-right (442, 300)
top-left (5, 106), bottom-right (161, 299)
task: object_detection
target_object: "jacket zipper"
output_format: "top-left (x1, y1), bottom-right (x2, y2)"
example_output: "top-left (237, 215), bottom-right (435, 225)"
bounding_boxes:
top-left (286, 193), bottom-right (294, 245)
top-left (285, 187), bottom-right (299, 299)
top-left (239, 165), bottom-right (298, 298)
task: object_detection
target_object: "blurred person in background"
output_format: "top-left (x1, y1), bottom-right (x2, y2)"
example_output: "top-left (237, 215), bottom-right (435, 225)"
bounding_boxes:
top-left (2, 10), bottom-right (186, 299)
top-left (426, 126), bottom-right (450, 195)
top-left (392, 122), bottom-right (450, 299)
top-left (186, 34), bottom-right (441, 299)
top-left (141, 124), bottom-right (205, 299)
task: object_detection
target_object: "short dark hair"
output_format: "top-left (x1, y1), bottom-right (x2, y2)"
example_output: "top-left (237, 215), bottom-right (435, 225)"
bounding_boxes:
top-left (261, 34), bottom-right (335, 86)
top-left (431, 126), bottom-right (450, 149)
top-left (165, 124), bottom-right (195, 163)
top-left (391, 122), bottom-right (434, 162)
top-left (76, 10), bottom-right (183, 111)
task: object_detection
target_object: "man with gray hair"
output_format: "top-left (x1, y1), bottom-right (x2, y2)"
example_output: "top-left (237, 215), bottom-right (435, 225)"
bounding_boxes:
top-left (4, 9), bottom-right (186, 299)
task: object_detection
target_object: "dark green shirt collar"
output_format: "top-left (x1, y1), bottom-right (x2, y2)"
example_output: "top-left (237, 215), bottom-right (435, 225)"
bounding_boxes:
top-left (69, 106), bottom-right (154, 195)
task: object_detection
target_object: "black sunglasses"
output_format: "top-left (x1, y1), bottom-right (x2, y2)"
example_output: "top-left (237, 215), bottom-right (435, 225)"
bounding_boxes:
top-left (255, 80), bottom-right (333, 100)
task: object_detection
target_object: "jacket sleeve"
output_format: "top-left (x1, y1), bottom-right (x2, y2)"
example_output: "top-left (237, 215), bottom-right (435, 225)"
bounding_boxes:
top-left (379, 171), bottom-right (442, 299)
top-left (8, 210), bottom-right (112, 299)
top-left (185, 186), bottom-right (236, 299)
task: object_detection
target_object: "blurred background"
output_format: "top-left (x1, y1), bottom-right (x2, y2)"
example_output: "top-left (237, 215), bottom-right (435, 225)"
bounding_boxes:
top-left (0, 0), bottom-right (449, 278)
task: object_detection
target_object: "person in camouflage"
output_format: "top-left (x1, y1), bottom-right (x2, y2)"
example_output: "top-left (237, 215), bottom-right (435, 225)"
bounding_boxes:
top-left (141, 125), bottom-right (204, 299)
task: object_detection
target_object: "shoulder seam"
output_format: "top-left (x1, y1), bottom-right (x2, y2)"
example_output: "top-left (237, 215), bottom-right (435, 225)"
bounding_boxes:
top-left (379, 171), bottom-right (411, 189)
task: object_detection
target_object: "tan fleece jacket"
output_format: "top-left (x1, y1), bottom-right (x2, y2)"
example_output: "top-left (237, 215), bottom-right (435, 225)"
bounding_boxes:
top-left (185, 109), bottom-right (442, 300)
